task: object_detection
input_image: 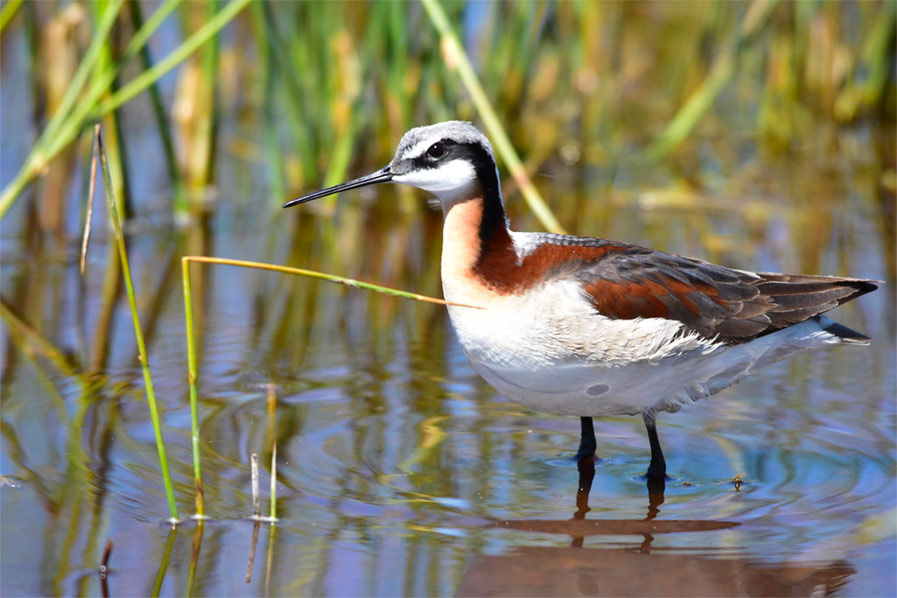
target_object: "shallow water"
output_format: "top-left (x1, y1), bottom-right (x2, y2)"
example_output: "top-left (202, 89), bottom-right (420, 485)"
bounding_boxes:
top-left (2, 126), bottom-right (895, 596)
top-left (1, 6), bottom-right (895, 586)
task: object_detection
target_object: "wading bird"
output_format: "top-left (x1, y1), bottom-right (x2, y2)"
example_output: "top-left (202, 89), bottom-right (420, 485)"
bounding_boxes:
top-left (284, 121), bottom-right (877, 481)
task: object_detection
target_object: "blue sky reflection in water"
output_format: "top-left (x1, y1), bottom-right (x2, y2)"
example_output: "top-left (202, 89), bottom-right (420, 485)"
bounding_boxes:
top-left (1, 2), bottom-right (896, 597)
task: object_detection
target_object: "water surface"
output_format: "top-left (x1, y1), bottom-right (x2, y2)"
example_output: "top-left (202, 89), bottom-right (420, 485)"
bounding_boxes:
top-left (1, 4), bottom-right (894, 591)
top-left (2, 140), bottom-right (894, 595)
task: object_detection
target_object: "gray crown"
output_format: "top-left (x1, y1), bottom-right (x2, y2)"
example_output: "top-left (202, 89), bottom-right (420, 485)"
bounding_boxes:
top-left (393, 121), bottom-right (494, 161)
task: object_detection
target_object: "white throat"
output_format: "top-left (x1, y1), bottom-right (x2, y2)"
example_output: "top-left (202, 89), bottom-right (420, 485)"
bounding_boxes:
top-left (392, 159), bottom-right (477, 203)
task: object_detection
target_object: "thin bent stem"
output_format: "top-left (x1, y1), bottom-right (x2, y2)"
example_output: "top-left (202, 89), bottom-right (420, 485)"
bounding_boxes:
top-left (179, 255), bottom-right (478, 522)
top-left (181, 256), bottom-right (481, 308)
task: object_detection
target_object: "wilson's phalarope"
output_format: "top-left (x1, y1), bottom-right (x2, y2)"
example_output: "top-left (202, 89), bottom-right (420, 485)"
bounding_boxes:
top-left (284, 121), bottom-right (878, 480)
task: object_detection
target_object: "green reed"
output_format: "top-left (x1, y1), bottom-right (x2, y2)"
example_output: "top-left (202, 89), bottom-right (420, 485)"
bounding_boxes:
top-left (127, 0), bottom-right (187, 216)
top-left (0, 0), bottom-right (24, 33)
top-left (2, 1), bottom-right (892, 224)
top-left (151, 528), bottom-right (178, 597)
top-left (0, 0), bottom-right (124, 217)
top-left (90, 126), bottom-right (179, 522)
top-left (267, 383), bottom-right (278, 521)
top-left (646, 0), bottom-right (779, 160)
top-left (421, 0), bottom-right (565, 234)
top-left (0, 0), bottom-right (251, 218)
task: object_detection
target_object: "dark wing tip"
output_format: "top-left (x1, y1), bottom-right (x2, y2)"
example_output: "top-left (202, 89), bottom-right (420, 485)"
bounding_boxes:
top-left (752, 274), bottom-right (879, 342)
top-left (850, 279), bottom-right (882, 299)
top-left (759, 273), bottom-right (880, 296)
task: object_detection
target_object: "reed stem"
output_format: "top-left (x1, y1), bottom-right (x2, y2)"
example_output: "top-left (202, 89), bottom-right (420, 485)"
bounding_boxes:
top-left (94, 0), bottom-right (252, 118)
top-left (151, 528), bottom-right (177, 598)
top-left (0, 0), bottom-right (250, 218)
top-left (127, 0), bottom-right (187, 216)
top-left (181, 256), bottom-right (480, 308)
top-left (645, 0), bottom-right (778, 160)
top-left (420, 0), bottom-right (565, 234)
top-left (181, 258), bottom-right (205, 517)
top-left (95, 125), bottom-right (179, 522)
top-left (269, 444), bottom-right (277, 522)
top-left (251, 453), bottom-right (260, 518)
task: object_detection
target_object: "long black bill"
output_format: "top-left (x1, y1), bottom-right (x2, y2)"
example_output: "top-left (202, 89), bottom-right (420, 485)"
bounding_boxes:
top-left (282, 165), bottom-right (393, 208)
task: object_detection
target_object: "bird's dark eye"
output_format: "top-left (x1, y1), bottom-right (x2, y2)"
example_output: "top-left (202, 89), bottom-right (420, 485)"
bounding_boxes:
top-left (426, 143), bottom-right (445, 159)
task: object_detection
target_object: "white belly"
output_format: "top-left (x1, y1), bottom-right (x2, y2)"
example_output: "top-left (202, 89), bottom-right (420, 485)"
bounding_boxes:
top-left (444, 280), bottom-right (843, 417)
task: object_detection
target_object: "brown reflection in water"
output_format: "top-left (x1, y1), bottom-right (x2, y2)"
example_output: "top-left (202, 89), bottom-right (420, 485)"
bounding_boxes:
top-left (459, 462), bottom-right (853, 597)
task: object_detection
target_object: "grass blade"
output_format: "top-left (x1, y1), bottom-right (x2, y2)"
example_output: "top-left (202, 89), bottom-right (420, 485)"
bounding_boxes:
top-left (94, 125), bottom-right (179, 523)
top-left (0, 0), bottom-right (247, 218)
top-left (646, 0), bottom-right (778, 160)
top-left (420, 0), bottom-right (565, 234)
top-left (127, 0), bottom-right (188, 217)
top-left (94, 0), bottom-right (252, 118)
top-left (0, 0), bottom-right (125, 218)
top-left (269, 443), bottom-right (277, 522)
top-left (0, 0), bottom-right (24, 33)
top-left (41, 0), bottom-right (125, 147)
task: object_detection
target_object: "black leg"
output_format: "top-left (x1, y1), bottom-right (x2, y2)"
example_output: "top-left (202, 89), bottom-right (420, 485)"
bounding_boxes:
top-left (643, 412), bottom-right (666, 480)
top-left (574, 453), bottom-right (595, 518)
top-left (575, 416), bottom-right (597, 462)
top-left (571, 454), bottom-right (596, 548)
top-left (645, 474), bottom-right (666, 500)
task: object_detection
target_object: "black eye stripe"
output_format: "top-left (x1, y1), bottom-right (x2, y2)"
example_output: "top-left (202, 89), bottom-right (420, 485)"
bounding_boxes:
top-left (427, 143), bottom-right (445, 158)
top-left (408, 140), bottom-right (489, 171)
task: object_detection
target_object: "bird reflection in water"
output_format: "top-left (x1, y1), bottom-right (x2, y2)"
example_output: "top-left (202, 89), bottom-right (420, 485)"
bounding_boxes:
top-left (459, 461), bottom-right (853, 597)
top-left (569, 455), bottom-right (668, 550)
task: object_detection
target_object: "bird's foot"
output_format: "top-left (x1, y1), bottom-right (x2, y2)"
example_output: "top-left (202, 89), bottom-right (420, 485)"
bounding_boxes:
top-left (640, 457), bottom-right (671, 483)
